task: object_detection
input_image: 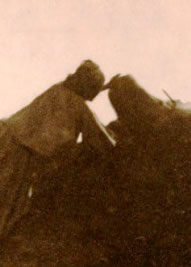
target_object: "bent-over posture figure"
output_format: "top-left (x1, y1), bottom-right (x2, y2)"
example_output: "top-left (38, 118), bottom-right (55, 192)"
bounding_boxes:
top-left (104, 74), bottom-right (168, 137)
top-left (0, 60), bottom-right (115, 239)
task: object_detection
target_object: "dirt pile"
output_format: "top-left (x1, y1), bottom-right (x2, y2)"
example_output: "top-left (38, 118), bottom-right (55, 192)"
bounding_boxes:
top-left (1, 106), bottom-right (191, 267)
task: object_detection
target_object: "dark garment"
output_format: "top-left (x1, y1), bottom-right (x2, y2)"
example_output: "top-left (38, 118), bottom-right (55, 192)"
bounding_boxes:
top-left (0, 123), bottom-right (38, 239)
top-left (7, 83), bottom-right (112, 157)
top-left (0, 86), bottom-right (114, 239)
top-left (0, 123), bottom-right (84, 239)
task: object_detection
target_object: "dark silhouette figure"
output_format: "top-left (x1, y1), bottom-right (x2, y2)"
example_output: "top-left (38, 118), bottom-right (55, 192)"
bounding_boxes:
top-left (105, 74), bottom-right (167, 136)
top-left (0, 60), bottom-right (114, 239)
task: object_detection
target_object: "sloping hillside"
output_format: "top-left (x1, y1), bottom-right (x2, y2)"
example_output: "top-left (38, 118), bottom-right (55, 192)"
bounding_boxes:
top-left (1, 105), bottom-right (191, 267)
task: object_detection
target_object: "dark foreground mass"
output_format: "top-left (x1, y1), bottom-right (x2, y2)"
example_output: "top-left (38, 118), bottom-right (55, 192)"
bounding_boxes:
top-left (1, 107), bottom-right (191, 267)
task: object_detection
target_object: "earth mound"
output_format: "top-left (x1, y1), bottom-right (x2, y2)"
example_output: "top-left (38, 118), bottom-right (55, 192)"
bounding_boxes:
top-left (1, 104), bottom-right (191, 267)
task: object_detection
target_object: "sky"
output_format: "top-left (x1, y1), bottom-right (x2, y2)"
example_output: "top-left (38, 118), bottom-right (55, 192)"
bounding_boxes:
top-left (0, 0), bottom-right (191, 124)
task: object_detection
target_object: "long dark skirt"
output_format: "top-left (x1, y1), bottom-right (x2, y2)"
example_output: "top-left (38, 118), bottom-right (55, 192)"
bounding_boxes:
top-left (0, 123), bottom-right (41, 239)
top-left (0, 122), bottom-right (83, 240)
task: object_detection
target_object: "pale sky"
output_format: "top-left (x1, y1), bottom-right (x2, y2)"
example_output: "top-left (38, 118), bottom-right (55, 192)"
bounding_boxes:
top-left (1, 0), bottom-right (191, 124)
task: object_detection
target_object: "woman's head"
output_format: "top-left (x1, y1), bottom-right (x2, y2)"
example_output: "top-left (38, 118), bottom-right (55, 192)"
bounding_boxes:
top-left (64, 60), bottom-right (105, 101)
top-left (106, 74), bottom-right (156, 119)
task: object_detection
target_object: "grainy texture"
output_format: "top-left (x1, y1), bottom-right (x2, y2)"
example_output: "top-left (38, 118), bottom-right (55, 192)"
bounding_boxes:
top-left (1, 73), bottom-right (191, 266)
top-left (0, 103), bottom-right (191, 266)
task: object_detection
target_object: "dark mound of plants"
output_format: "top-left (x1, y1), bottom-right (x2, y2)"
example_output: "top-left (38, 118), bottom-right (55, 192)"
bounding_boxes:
top-left (1, 106), bottom-right (191, 267)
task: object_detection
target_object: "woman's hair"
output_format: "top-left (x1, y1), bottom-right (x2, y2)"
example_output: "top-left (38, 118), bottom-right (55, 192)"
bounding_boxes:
top-left (64, 60), bottom-right (105, 99)
top-left (108, 75), bottom-right (165, 137)
top-left (109, 75), bottom-right (154, 117)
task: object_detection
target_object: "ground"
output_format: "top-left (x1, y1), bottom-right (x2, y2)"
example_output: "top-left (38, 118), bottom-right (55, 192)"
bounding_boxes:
top-left (0, 107), bottom-right (191, 267)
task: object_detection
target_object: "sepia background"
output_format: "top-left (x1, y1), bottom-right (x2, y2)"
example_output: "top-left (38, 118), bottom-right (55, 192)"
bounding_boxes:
top-left (0, 0), bottom-right (191, 124)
